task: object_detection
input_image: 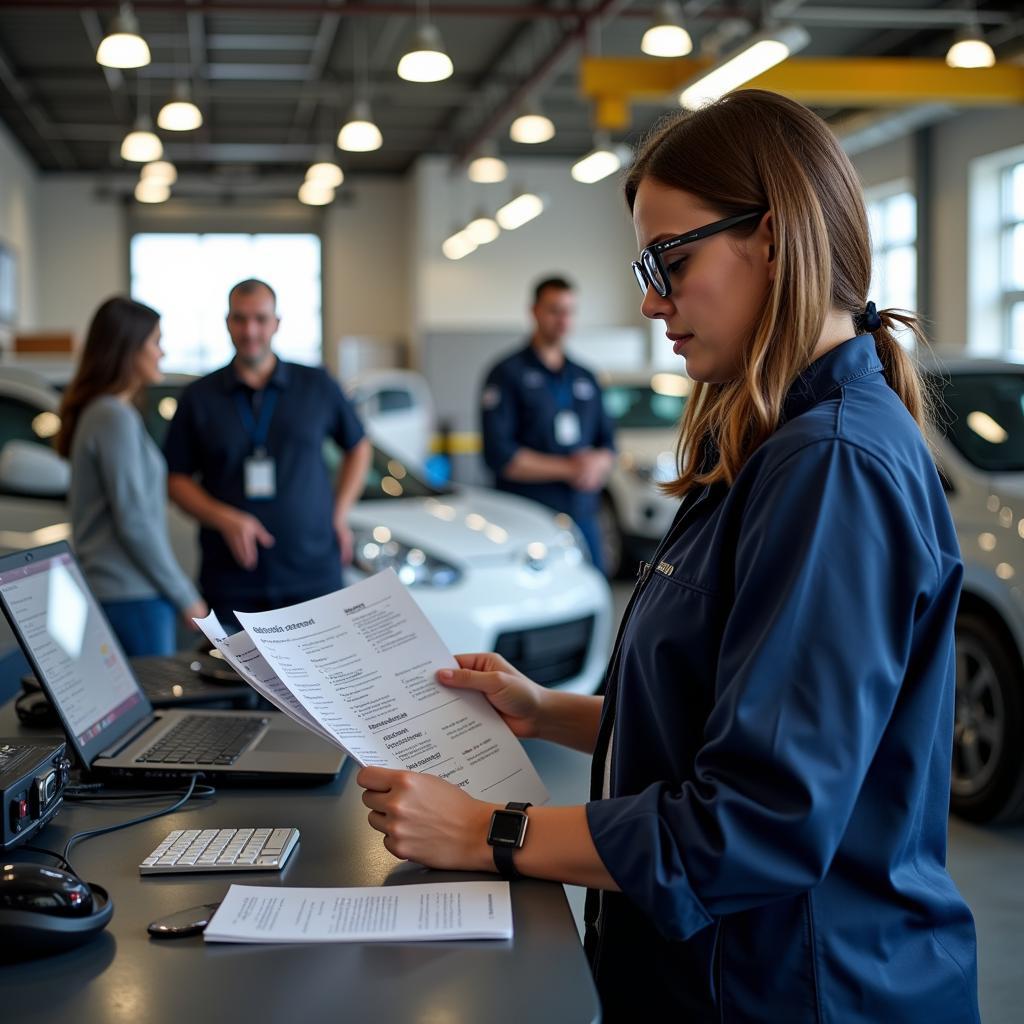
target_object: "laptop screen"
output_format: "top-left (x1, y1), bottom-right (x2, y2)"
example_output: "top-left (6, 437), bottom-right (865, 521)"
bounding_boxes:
top-left (0, 542), bottom-right (152, 764)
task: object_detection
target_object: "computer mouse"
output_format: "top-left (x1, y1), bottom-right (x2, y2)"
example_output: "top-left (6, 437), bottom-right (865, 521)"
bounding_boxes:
top-left (0, 863), bottom-right (94, 917)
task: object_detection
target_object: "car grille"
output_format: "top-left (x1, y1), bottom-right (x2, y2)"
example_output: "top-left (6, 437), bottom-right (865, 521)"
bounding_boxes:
top-left (494, 615), bottom-right (595, 687)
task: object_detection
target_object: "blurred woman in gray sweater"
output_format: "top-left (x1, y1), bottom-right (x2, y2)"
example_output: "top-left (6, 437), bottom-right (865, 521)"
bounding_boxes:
top-left (55, 297), bottom-right (207, 656)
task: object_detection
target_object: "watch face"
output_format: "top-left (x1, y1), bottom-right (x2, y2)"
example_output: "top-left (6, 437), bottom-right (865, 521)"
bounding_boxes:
top-left (489, 810), bottom-right (526, 847)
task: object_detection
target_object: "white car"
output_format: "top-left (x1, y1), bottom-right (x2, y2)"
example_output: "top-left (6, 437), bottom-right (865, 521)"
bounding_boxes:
top-left (0, 369), bottom-right (612, 695)
top-left (346, 369), bottom-right (436, 471)
top-left (599, 371), bottom-right (688, 578)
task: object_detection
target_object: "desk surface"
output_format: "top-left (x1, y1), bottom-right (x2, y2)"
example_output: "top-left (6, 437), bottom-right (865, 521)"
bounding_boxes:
top-left (0, 701), bottom-right (600, 1024)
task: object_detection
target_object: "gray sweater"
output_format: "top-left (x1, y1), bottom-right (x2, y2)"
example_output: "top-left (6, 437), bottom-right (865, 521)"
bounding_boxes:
top-left (69, 395), bottom-right (199, 611)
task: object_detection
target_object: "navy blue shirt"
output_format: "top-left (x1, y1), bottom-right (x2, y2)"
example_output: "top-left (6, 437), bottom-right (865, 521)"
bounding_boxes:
top-left (164, 358), bottom-right (365, 606)
top-left (585, 336), bottom-right (979, 1022)
top-left (480, 344), bottom-right (615, 522)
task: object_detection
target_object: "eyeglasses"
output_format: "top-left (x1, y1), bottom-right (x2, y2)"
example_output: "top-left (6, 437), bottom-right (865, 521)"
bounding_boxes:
top-left (631, 209), bottom-right (768, 299)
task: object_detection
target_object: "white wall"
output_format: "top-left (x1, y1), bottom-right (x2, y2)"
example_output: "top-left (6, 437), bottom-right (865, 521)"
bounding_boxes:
top-left (33, 178), bottom-right (126, 337)
top-left (849, 135), bottom-right (913, 193)
top-left (0, 118), bottom-right (37, 331)
top-left (412, 155), bottom-right (641, 343)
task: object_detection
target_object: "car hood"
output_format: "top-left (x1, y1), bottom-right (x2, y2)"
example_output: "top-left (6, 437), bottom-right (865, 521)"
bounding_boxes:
top-left (350, 486), bottom-right (573, 566)
top-left (615, 427), bottom-right (677, 465)
top-left (984, 472), bottom-right (1024, 500)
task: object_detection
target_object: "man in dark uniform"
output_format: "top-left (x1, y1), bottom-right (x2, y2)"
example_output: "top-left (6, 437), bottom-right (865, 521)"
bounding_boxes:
top-left (480, 276), bottom-right (616, 572)
top-left (165, 278), bottom-right (371, 629)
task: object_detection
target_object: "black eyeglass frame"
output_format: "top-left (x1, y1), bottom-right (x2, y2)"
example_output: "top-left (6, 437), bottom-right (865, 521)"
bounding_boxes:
top-left (631, 209), bottom-right (768, 298)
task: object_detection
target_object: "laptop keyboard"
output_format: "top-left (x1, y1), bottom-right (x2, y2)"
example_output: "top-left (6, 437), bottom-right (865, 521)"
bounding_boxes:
top-left (135, 715), bottom-right (268, 766)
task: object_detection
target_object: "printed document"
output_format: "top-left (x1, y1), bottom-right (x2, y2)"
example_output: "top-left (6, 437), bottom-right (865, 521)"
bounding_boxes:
top-left (195, 570), bottom-right (548, 806)
top-left (204, 881), bottom-right (512, 943)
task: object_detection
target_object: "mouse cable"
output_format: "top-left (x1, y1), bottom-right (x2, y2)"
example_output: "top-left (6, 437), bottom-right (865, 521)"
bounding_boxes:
top-left (19, 774), bottom-right (209, 874)
top-left (64, 782), bottom-right (217, 801)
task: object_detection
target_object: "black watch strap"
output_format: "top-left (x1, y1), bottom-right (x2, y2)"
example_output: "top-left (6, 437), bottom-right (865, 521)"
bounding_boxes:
top-left (490, 802), bottom-right (532, 880)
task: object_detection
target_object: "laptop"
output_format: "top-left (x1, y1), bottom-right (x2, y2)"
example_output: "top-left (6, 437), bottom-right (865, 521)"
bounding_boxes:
top-left (0, 542), bottom-right (344, 786)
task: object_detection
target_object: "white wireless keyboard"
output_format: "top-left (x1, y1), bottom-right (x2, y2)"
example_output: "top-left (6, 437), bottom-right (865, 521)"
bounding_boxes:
top-left (139, 827), bottom-right (300, 875)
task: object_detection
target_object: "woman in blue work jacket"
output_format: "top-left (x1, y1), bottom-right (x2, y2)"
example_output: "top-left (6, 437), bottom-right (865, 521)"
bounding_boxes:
top-left (357, 89), bottom-right (981, 1023)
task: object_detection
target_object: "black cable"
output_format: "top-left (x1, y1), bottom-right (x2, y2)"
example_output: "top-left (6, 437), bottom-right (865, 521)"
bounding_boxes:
top-left (17, 775), bottom-right (212, 875)
top-left (64, 784), bottom-right (216, 801)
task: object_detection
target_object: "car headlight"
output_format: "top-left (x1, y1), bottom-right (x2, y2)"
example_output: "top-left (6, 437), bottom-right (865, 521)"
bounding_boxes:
top-left (631, 451), bottom-right (677, 484)
top-left (551, 513), bottom-right (589, 565)
top-left (352, 528), bottom-right (462, 587)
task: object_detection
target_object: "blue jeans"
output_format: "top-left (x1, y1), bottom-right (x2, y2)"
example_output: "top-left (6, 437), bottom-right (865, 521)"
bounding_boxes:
top-left (101, 597), bottom-right (177, 657)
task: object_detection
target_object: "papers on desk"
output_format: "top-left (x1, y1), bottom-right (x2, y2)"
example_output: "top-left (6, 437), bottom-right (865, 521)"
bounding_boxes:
top-left (204, 881), bottom-right (513, 943)
top-left (195, 569), bottom-right (548, 807)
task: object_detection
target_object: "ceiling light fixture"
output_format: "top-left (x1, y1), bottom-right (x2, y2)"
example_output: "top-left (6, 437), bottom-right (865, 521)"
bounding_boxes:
top-left (641, 1), bottom-right (693, 58)
top-left (468, 143), bottom-right (508, 183)
top-left (495, 192), bottom-right (545, 230)
top-left (945, 25), bottom-right (996, 68)
top-left (397, 23), bottom-right (453, 83)
top-left (464, 211), bottom-right (500, 245)
top-left (509, 104), bottom-right (555, 145)
top-left (571, 134), bottom-right (631, 184)
top-left (442, 230), bottom-right (478, 261)
top-left (337, 100), bottom-right (384, 152)
top-left (120, 118), bottom-right (163, 162)
top-left (140, 160), bottom-right (177, 185)
top-left (298, 180), bottom-right (335, 206)
top-left (157, 83), bottom-right (203, 131)
top-left (96, 3), bottom-right (150, 69)
top-left (306, 161), bottom-right (345, 188)
top-left (679, 24), bottom-right (810, 110)
top-left (134, 180), bottom-right (170, 204)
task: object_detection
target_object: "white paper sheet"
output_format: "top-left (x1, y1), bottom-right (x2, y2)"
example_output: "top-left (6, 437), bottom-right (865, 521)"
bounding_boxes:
top-left (203, 881), bottom-right (512, 943)
top-left (196, 570), bottom-right (548, 806)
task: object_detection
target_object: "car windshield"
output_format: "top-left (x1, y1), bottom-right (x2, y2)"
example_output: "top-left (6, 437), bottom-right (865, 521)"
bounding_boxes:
top-left (932, 371), bottom-right (1024, 473)
top-left (603, 384), bottom-right (686, 429)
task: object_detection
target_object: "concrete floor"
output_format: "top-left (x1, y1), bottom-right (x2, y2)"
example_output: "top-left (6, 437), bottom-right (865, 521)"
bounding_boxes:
top-left (566, 582), bottom-right (1023, 1022)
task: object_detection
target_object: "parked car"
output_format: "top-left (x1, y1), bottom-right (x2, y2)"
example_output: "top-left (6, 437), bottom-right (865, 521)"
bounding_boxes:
top-left (0, 368), bottom-right (612, 695)
top-left (599, 371), bottom-right (688, 578)
top-left (346, 369), bottom-right (436, 471)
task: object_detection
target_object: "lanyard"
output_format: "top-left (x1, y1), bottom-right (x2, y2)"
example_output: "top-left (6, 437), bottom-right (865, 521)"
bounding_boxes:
top-left (234, 386), bottom-right (278, 454)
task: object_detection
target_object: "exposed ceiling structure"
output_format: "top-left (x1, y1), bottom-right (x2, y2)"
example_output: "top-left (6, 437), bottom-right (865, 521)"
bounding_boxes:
top-left (0, 0), bottom-right (1020, 197)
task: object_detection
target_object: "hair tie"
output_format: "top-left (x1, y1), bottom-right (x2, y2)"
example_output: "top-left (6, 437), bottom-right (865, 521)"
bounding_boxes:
top-left (860, 301), bottom-right (882, 333)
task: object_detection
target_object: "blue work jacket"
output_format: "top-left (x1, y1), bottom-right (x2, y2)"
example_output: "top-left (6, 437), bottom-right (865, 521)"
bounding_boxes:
top-left (585, 335), bottom-right (980, 1023)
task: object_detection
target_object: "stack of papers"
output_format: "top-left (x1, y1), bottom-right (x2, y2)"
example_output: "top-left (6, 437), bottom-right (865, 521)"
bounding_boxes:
top-left (196, 569), bottom-right (548, 807)
top-left (204, 881), bottom-right (513, 943)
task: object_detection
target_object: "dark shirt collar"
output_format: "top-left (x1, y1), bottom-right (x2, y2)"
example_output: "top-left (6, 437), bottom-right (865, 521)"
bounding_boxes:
top-left (219, 353), bottom-right (290, 392)
top-left (782, 334), bottom-right (883, 420)
top-left (520, 341), bottom-right (572, 377)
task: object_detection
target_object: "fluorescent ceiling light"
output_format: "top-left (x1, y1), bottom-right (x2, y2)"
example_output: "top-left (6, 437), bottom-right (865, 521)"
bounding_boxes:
top-left (306, 162), bottom-right (345, 188)
top-left (397, 24), bottom-right (453, 83)
top-left (96, 3), bottom-right (150, 69)
top-left (496, 192), bottom-right (544, 230)
top-left (134, 180), bottom-right (170, 204)
top-left (641, 1), bottom-right (693, 58)
top-left (465, 214), bottom-right (500, 245)
top-left (121, 120), bottom-right (163, 162)
top-left (157, 84), bottom-right (203, 131)
top-left (337, 100), bottom-right (383, 152)
top-left (468, 143), bottom-right (508, 183)
top-left (442, 230), bottom-right (478, 260)
top-left (140, 160), bottom-right (177, 184)
top-left (298, 181), bottom-right (335, 206)
top-left (510, 106), bottom-right (555, 144)
top-left (571, 136), bottom-right (630, 184)
top-left (946, 27), bottom-right (995, 68)
top-left (679, 24), bottom-right (810, 110)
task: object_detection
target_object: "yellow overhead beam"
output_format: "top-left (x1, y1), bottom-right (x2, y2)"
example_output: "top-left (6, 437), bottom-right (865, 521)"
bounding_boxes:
top-left (582, 56), bottom-right (1024, 130)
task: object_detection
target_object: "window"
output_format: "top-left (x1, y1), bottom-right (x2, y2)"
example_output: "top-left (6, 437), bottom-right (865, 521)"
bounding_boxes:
top-left (129, 233), bottom-right (323, 375)
top-left (1001, 161), bottom-right (1024, 355)
top-left (865, 186), bottom-right (917, 337)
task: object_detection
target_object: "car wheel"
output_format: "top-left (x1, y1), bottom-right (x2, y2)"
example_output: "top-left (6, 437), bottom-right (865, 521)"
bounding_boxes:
top-left (950, 612), bottom-right (1024, 823)
top-left (598, 492), bottom-right (624, 580)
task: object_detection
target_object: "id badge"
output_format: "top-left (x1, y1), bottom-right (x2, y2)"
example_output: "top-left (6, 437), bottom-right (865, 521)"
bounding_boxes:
top-left (244, 452), bottom-right (276, 500)
top-left (555, 410), bottom-right (581, 446)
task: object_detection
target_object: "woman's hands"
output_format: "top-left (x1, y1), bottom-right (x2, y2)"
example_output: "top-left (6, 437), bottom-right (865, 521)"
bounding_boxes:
top-left (358, 766), bottom-right (497, 871)
top-left (182, 599), bottom-right (209, 631)
top-left (436, 652), bottom-right (548, 739)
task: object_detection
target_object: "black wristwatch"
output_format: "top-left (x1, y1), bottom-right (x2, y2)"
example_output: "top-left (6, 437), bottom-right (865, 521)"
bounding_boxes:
top-left (487, 801), bottom-right (532, 880)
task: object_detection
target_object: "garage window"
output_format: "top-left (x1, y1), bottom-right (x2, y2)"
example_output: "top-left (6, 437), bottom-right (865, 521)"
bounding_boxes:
top-left (129, 233), bottom-right (322, 374)
top-left (865, 184), bottom-right (917, 344)
top-left (1003, 161), bottom-right (1024, 355)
